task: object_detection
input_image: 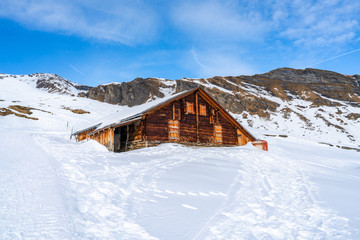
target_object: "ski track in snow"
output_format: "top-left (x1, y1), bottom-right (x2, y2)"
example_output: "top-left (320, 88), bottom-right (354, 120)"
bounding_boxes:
top-left (15, 132), bottom-right (349, 239)
top-left (194, 150), bottom-right (350, 240)
top-left (0, 132), bottom-right (73, 240)
top-left (34, 134), bottom-right (213, 239)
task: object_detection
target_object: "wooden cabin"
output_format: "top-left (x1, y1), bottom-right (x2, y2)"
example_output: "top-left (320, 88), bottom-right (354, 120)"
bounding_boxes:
top-left (72, 87), bottom-right (257, 152)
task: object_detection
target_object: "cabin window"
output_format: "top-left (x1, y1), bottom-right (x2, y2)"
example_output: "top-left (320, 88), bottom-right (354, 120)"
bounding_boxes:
top-left (169, 120), bottom-right (180, 141)
top-left (185, 102), bottom-right (195, 114)
top-left (214, 125), bottom-right (222, 144)
top-left (199, 104), bottom-right (207, 116)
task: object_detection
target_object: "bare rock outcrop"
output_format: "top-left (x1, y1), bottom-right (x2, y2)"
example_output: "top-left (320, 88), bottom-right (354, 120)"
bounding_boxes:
top-left (85, 78), bottom-right (175, 107)
top-left (83, 67), bottom-right (360, 117)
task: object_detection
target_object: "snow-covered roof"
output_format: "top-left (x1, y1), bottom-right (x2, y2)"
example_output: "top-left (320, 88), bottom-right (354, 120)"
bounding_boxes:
top-left (82, 88), bottom-right (197, 134)
top-left (71, 123), bottom-right (101, 136)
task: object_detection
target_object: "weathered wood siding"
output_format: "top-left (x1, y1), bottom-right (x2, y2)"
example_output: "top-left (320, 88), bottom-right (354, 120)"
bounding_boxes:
top-left (217, 110), bottom-right (238, 145)
top-left (197, 93), bottom-right (215, 143)
top-left (145, 104), bottom-right (172, 141)
top-left (114, 120), bottom-right (143, 152)
top-left (179, 93), bottom-right (197, 142)
top-left (197, 93), bottom-right (238, 145)
top-left (144, 91), bottom-right (243, 146)
top-left (92, 128), bottom-right (114, 151)
top-left (76, 128), bottom-right (95, 141)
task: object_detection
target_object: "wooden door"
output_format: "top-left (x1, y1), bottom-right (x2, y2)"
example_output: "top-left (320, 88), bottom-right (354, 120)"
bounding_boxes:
top-left (214, 125), bottom-right (222, 144)
top-left (169, 120), bottom-right (180, 141)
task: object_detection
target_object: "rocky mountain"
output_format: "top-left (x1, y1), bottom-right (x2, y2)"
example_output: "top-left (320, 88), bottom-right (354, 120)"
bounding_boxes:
top-left (1, 68), bottom-right (359, 147)
top-left (85, 68), bottom-right (360, 111)
top-left (82, 68), bottom-right (360, 146)
top-left (0, 73), bottom-right (91, 95)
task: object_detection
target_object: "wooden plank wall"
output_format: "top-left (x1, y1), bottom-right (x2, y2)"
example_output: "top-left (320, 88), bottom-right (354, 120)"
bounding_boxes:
top-left (179, 94), bottom-right (197, 142)
top-left (128, 121), bottom-right (143, 142)
top-left (145, 104), bottom-right (173, 141)
top-left (145, 91), bottom-right (242, 146)
top-left (113, 121), bottom-right (143, 152)
top-left (92, 128), bottom-right (114, 150)
top-left (76, 128), bottom-right (95, 141)
top-left (217, 110), bottom-right (238, 145)
top-left (197, 94), bottom-right (215, 143)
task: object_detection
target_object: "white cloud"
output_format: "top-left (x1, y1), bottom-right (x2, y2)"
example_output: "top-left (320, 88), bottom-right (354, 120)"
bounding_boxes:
top-left (171, 0), bottom-right (271, 41)
top-left (68, 63), bottom-right (85, 76)
top-left (0, 0), bottom-right (158, 45)
top-left (276, 0), bottom-right (360, 47)
top-left (171, 0), bottom-right (360, 47)
top-left (189, 49), bottom-right (257, 77)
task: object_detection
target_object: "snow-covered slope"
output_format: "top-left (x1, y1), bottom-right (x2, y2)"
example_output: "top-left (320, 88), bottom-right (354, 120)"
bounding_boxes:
top-left (0, 73), bottom-right (90, 95)
top-left (0, 75), bottom-right (360, 239)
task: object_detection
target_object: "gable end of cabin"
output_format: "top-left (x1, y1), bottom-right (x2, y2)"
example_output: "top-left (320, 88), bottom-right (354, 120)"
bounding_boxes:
top-left (73, 88), bottom-right (256, 152)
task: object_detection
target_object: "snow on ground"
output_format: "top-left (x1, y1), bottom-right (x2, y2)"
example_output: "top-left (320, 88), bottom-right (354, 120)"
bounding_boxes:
top-left (1, 130), bottom-right (359, 239)
top-left (0, 76), bottom-right (360, 239)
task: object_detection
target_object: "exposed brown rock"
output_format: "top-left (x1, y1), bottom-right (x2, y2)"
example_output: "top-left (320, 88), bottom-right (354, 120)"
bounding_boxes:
top-left (86, 78), bottom-right (173, 106)
top-left (0, 106), bottom-right (39, 120)
top-left (345, 113), bottom-right (360, 120)
top-left (62, 107), bottom-right (90, 114)
top-left (9, 105), bottom-right (34, 115)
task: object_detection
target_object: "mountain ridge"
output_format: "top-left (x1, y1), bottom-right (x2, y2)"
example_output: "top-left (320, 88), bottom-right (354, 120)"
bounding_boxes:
top-left (0, 73), bottom-right (91, 95)
top-left (85, 67), bottom-right (360, 109)
top-left (1, 68), bottom-right (359, 147)
top-left (73, 67), bottom-right (360, 146)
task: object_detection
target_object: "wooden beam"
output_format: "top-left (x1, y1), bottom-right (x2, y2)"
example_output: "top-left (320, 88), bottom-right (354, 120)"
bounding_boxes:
top-left (196, 91), bottom-right (199, 142)
top-left (141, 119), bottom-right (145, 141)
top-left (125, 124), bottom-right (129, 150)
top-left (173, 103), bottom-right (175, 120)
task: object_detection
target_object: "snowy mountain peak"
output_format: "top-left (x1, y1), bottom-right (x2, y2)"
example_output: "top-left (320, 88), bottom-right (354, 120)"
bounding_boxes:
top-left (0, 73), bottom-right (91, 95)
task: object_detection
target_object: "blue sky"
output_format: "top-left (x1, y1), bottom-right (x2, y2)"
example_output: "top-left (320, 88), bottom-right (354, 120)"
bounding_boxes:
top-left (1, 0), bottom-right (360, 86)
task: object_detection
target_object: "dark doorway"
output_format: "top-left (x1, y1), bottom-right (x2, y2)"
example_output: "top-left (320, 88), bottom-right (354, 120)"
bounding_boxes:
top-left (114, 125), bottom-right (128, 152)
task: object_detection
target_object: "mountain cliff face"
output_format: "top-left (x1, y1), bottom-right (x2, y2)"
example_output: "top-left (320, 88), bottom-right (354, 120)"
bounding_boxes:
top-left (82, 68), bottom-right (360, 146)
top-left (85, 77), bottom-right (173, 107)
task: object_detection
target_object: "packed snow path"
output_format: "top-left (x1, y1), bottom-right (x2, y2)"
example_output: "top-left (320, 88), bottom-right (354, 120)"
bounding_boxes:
top-left (0, 131), bottom-right (357, 239)
top-left (0, 131), bottom-right (72, 239)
